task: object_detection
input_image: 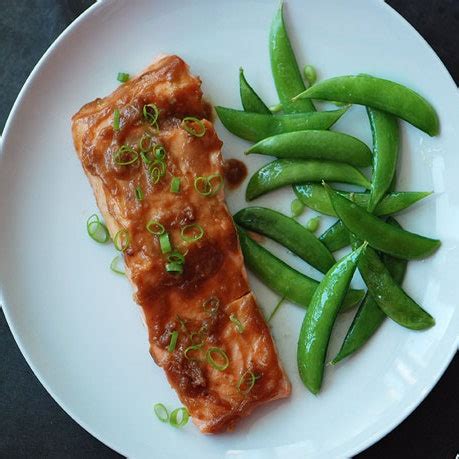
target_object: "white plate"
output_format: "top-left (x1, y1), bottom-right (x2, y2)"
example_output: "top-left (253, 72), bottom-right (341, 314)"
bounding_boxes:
top-left (0, 0), bottom-right (458, 457)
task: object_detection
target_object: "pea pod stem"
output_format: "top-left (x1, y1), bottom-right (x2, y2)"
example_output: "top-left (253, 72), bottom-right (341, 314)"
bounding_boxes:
top-left (297, 243), bottom-right (367, 394)
top-left (332, 218), bottom-right (407, 364)
top-left (325, 184), bottom-right (440, 259)
top-left (246, 159), bottom-right (370, 201)
top-left (293, 74), bottom-right (439, 136)
top-left (239, 68), bottom-right (271, 114)
top-left (367, 108), bottom-right (399, 212)
top-left (246, 130), bottom-right (372, 167)
top-left (269, 3), bottom-right (315, 113)
top-left (237, 226), bottom-right (365, 311)
top-left (215, 106), bottom-right (348, 142)
top-left (234, 206), bottom-right (335, 274)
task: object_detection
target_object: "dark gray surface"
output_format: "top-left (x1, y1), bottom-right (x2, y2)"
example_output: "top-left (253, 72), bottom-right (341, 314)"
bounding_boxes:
top-left (0, 1), bottom-right (457, 458)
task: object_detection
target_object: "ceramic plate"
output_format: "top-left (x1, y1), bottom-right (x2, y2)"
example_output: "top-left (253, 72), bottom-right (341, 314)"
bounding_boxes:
top-left (0, 0), bottom-right (458, 457)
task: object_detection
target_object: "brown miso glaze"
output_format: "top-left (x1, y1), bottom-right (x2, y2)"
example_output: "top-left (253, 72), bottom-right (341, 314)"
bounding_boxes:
top-left (71, 55), bottom-right (290, 434)
top-left (223, 158), bottom-right (248, 189)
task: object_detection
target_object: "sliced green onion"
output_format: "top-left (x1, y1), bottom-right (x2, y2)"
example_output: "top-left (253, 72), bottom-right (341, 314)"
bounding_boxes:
top-left (291, 198), bottom-right (305, 218)
top-left (170, 177), bottom-right (181, 193)
top-left (86, 214), bottom-right (110, 243)
top-left (143, 103), bottom-right (159, 127)
top-left (146, 220), bottom-right (165, 235)
top-left (180, 224), bottom-right (204, 243)
top-left (267, 296), bottom-right (285, 322)
top-left (184, 343), bottom-right (203, 361)
top-left (182, 116), bottom-right (206, 137)
top-left (154, 145), bottom-right (166, 160)
top-left (189, 331), bottom-right (203, 345)
top-left (168, 331), bottom-right (178, 352)
top-left (229, 314), bottom-right (244, 333)
top-left (159, 232), bottom-right (172, 253)
top-left (169, 407), bottom-right (189, 428)
top-left (305, 216), bottom-right (321, 233)
top-left (269, 103), bottom-right (283, 113)
top-left (135, 186), bottom-right (144, 201)
top-left (150, 166), bottom-right (162, 184)
top-left (113, 109), bottom-right (120, 131)
top-left (141, 150), bottom-right (154, 165)
top-left (110, 255), bottom-right (125, 275)
top-left (193, 174), bottom-right (223, 197)
top-left (202, 297), bottom-right (219, 315)
top-left (149, 159), bottom-right (166, 184)
top-left (165, 262), bottom-right (183, 274)
top-left (113, 229), bottom-right (130, 252)
top-left (177, 316), bottom-right (189, 335)
top-left (206, 347), bottom-right (229, 371)
top-left (168, 252), bottom-right (185, 264)
top-left (117, 72), bottom-right (130, 83)
top-left (154, 403), bottom-right (169, 423)
top-left (237, 370), bottom-right (259, 395)
top-left (113, 145), bottom-right (139, 166)
top-left (303, 64), bottom-right (317, 86)
top-left (138, 133), bottom-right (153, 153)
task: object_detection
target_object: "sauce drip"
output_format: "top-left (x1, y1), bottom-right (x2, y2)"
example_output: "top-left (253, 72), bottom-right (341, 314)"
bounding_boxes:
top-left (223, 159), bottom-right (248, 189)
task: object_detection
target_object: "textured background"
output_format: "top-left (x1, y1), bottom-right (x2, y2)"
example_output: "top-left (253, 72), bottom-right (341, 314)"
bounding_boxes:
top-left (0, 1), bottom-right (457, 457)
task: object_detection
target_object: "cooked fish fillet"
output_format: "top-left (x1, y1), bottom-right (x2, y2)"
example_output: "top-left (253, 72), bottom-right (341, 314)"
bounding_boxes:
top-left (71, 55), bottom-right (290, 433)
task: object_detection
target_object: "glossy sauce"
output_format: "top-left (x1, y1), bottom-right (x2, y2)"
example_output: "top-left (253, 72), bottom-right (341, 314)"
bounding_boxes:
top-left (223, 158), bottom-right (248, 189)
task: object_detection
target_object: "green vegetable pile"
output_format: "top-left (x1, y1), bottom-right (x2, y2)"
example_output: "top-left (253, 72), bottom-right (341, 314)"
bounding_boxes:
top-left (218, 2), bottom-right (440, 394)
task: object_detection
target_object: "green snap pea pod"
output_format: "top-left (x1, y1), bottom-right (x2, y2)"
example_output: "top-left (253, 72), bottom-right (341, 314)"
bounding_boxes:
top-left (319, 220), bottom-right (350, 252)
top-left (246, 159), bottom-right (370, 201)
top-left (367, 108), bottom-right (399, 212)
top-left (293, 74), bottom-right (439, 136)
top-left (269, 3), bottom-right (315, 113)
top-left (297, 243), bottom-right (367, 394)
top-left (237, 226), bottom-right (365, 311)
top-left (215, 106), bottom-right (348, 142)
top-left (239, 68), bottom-right (271, 115)
top-left (357, 244), bottom-right (434, 330)
top-left (246, 130), bottom-right (372, 167)
top-left (326, 184), bottom-right (440, 259)
top-left (332, 218), bottom-right (407, 363)
top-left (234, 207), bottom-right (335, 273)
top-left (293, 183), bottom-right (432, 217)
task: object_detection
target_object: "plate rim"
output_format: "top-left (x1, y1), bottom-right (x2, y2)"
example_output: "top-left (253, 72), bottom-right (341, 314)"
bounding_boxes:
top-left (0, 0), bottom-right (457, 457)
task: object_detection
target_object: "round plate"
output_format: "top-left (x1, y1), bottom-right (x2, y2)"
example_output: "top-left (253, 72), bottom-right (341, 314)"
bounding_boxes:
top-left (1, 0), bottom-right (458, 457)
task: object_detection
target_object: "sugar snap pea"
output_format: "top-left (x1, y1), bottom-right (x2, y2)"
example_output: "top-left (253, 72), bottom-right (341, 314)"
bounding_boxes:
top-left (246, 130), bottom-right (372, 167)
top-left (246, 159), bottom-right (370, 201)
top-left (332, 218), bottom-right (407, 363)
top-left (293, 74), bottom-right (439, 136)
top-left (297, 243), bottom-right (367, 394)
top-left (215, 106), bottom-right (347, 142)
top-left (239, 68), bottom-right (271, 115)
top-left (367, 108), bottom-right (399, 212)
top-left (237, 226), bottom-right (365, 311)
top-left (293, 184), bottom-right (432, 217)
top-left (319, 220), bottom-right (350, 252)
top-left (269, 3), bottom-right (315, 113)
top-left (326, 184), bottom-right (440, 259)
top-left (357, 244), bottom-right (434, 330)
top-left (234, 207), bottom-right (335, 273)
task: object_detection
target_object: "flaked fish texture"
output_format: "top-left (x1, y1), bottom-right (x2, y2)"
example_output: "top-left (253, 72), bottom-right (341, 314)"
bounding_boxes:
top-left (72, 55), bottom-right (290, 433)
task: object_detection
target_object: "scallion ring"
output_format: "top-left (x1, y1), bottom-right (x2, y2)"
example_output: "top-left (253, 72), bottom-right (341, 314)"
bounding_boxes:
top-left (202, 297), bottom-right (219, 315)
top-left (184, 343), bottom-right (203, 361)
top-left (193, 174), bottom-right (223, 197)
top-left (143, 103), bottom-right (159, 126)
top-left (146, 220), bottom-right (165, 235)
top-left (138, 133), bottom-right (153, 153)
top-left (117, 72), bottom-right (130, 83)
top-left (113, 109), bottom-right (120, 131)
top-left (229, 314), bottom-right (244, 333)
top-left (149, 165), bottom-right (162, 184)
top-left (170, 177), bottom-right (181, 193)
top-left (182, 116), bottom-right (206, 137)
top-left (113, 228), bottom-right (130, 252)
top-left (167, 331), bottom-right (178, 353)
top-left (169, 407), bottom-right (189, 428)
top-left (168, 252), bottom-right (185, 264)
top-left (180, 223), bottom-right (204, 243)
top-left (113, 145), bottom-right (139, 166)
top-left (153, 403), bottom-right (169, 423)
top-left (206, 347), bottom-right (229, 371)
top-left (86, 214), bottom-right (110, 243)
top-left (165, 262), bottom-right (183, 274)
top-left (110, 255), bottom-right (125, 275)
top-left (135, 186), bottom-right (144, 201)
top-left (154, 145), bottom-right (166, 160)
top-left (237, 370), bottom-right (259, 395)
top-left (159, 232), bottom-right (172, 253)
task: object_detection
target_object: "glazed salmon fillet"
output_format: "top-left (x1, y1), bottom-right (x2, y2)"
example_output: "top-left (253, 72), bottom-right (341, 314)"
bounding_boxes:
top-left (71, 55), bottom-right (290, 433)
